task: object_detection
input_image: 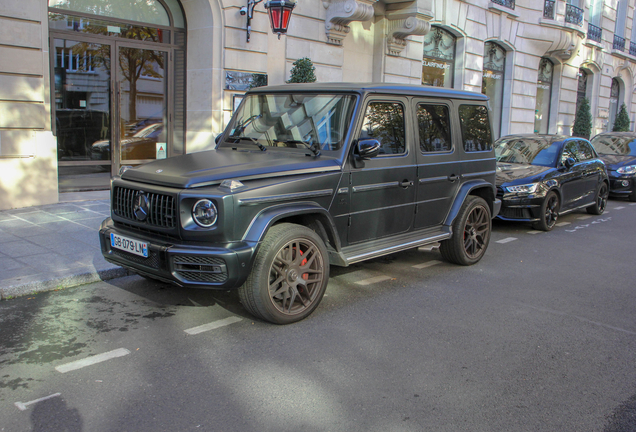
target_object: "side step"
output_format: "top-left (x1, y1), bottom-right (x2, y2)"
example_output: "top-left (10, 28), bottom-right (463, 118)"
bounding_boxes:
top-left (329, 226), bottom-right (451, 267)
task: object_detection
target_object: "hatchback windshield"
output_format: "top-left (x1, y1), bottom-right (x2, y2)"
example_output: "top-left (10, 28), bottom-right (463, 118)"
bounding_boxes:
top-left (590, 135), bottom-right (636, 156)
top-left (223, 93), bottom-right (357, 153)
top-left (495, 138), bottom-right (559, 167)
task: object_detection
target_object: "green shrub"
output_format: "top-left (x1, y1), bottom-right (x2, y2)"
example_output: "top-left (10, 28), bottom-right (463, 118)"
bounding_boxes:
top-left (613, 103), bottom-right (631, 132)
top-left (572, 97), bottom-right (592, 139)
top-left (287, 57), bottom-right (317, 83)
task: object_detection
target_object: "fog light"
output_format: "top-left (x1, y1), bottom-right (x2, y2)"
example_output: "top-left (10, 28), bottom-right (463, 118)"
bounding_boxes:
top-left (621, 180), bottom-right (630, 187)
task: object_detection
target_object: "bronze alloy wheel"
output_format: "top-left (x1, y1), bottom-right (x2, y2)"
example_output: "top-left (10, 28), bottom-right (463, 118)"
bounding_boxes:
top-left (440, 196), bottom-right (491, 266)
top-left (239, 223), bottom-right (329, 324)
top-left (268, 238), bottom-right (325, 315)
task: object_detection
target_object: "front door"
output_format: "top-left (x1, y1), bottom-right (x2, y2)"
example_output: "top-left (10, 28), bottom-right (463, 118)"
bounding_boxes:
top-left (116, 44), bottom-right (169, 166)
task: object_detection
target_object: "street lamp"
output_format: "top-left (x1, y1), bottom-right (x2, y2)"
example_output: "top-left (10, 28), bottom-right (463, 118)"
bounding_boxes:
top-left (240, 0), bottom-right (296, 42)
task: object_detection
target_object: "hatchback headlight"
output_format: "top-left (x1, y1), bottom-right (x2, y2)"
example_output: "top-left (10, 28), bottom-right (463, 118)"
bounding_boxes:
top-left (192, 199), bottom-right (218, 227)
top-left (617, 165), bottom-right (636, 175)
top-left (505, 183), bottom-right (539, 194)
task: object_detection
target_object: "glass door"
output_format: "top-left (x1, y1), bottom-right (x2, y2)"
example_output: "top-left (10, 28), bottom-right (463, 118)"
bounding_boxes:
top-left (54, 38), bottom-right (112, 192)
top-left (117, 44), bottom-right (168, 164)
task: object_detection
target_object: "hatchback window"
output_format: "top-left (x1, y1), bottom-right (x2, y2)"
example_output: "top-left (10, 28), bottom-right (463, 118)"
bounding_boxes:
top-left (417, 104), bottom-right (451, 153)
top-left (590, 135), bottom-right (636, 156)
top-left (576, 141), bottom-right (595, 161)
top-left (458, 105), bottom-right (492, 152)
top-left (359, 102), bottom-right (406, 155)
top-left (561, 141), bottom-right (578, 164)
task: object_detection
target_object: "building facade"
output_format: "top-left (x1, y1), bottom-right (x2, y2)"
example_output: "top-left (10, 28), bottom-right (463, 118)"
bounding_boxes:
top-left (1, 0), bottom-right (635, 210)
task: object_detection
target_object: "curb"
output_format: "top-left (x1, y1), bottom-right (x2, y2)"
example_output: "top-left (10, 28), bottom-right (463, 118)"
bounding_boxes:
top-left (0, 267), bottom-right (133, 300)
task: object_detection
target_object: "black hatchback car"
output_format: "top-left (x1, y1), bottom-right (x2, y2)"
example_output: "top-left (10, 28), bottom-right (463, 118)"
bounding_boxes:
top-left (590, 132), bottom-right (636, 201)
top-left (495, 134), bottom-right (609, 231)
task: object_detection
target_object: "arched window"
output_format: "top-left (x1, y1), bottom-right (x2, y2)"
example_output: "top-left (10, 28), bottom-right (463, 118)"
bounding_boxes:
top-left (482, 42), bottom-right (506, 137)
top-left (535, 58), bottom-right (553, 134)
top-left (608, 78), bottom-right (621, 130)
top-left (422, 26), bottom-right (456, 88)
top-left (576, 68), bottom-right (588, 112)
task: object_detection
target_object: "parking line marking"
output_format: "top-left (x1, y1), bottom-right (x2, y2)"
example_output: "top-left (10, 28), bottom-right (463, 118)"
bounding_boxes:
top-left (15, 393), bottom-right (62, 411)
top-left (184, 316), bottom-right (242, 335)
top-left (412, 260), bottom-right (442, 269)
top-left (577, 215), bottom-right (592, 220)
top-left (630, 203), bottom-right (636, 206)
top-left (356, 275), bottom-right (392, 286)
top-left (614, 206), bottom-right (625, 210)
top-left (527, 231), bottom-right (543, 235)
top-left (496, 237), bottom-right (517, 244)
top-left (55, 348), bottom-right (130, 374)
top-left (555, 222), bottom-right (571, 227)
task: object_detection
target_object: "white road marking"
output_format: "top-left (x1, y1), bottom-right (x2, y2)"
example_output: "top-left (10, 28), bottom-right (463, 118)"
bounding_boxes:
top-left (355, 275), bottom-right (392, 286)
top-left (184, 316), bottom-right (242, 335)
top-left (614, 206), bottom-right (625, 210)
top-left (555, 222), bottom-right (571, 226)
top-left (527, 231), bottom-right (543, 235)
top-left (630, 203), bottom-right (636, 206)
top-left (412, 260), bottom-right (442, 269)
top-left (15, 393), bottom-right (61, 411)
top-left (577, 215), bottom-right (592, 220)
top-left (55, 348), bottom-right (130, 373)
top-left (496, 237), bottom-right (517, 244)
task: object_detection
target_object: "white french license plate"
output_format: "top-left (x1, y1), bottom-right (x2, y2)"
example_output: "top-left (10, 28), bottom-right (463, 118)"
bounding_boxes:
top-left (110, 233), bottom-right (148, 258)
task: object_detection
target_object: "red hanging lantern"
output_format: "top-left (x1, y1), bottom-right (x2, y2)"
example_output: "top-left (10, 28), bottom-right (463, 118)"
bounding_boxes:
top-left (265, 0), bottom-right (296, 38)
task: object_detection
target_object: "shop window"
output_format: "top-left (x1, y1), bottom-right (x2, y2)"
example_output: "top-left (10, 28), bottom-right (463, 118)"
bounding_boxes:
top-left (422, 27), bottom-right (456, 88)
top-left (608, 78), bottom-right (621, 131)
top-left (534, 58), bottom-right (553, 134)
top-left (481, 42), bottom-right (506, 138)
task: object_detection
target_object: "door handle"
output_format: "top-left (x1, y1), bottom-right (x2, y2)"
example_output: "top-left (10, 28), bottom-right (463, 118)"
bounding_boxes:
top-left (400, 180), bottom-right (413, 188)
top-left (448, 174), bottom-right (459, 182)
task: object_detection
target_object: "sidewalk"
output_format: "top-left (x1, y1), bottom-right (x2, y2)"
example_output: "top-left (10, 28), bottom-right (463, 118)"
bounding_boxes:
top-left (0, 191), bottom-right (132, 299)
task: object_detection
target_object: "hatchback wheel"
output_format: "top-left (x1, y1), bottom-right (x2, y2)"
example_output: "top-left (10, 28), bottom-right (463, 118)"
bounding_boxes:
top-left (587, 182), bottom-right (608, 215)
top-left (533, 191), bottom-right (559, 231)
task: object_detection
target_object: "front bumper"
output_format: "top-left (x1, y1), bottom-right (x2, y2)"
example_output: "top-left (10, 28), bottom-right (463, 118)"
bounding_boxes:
top-left (608, 175), bottom-right (634, 196)
top-left (99, 218), bottom-right (256, 290)
top-left (495, 192), bottom-right (544, 222)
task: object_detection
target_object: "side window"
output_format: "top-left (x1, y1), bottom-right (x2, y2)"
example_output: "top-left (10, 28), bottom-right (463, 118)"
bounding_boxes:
top-left (417, 104), bottom-right (451, 153)
top-left (561, 141), bottom-right (578, 164)
top-left (359, 102), bottom-right (406, 155)
top-left (576, 141), bottom-right (595, 160)
top-left (458, 105), bottom-right (492, 152)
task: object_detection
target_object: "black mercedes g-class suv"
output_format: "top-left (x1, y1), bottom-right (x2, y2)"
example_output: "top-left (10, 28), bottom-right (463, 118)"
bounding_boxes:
top-left (99, 83), bottom-right (501, 324)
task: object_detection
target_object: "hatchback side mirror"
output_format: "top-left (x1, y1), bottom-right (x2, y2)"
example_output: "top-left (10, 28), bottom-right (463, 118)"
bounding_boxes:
top-left (564, 157), bottom-right (576, 169)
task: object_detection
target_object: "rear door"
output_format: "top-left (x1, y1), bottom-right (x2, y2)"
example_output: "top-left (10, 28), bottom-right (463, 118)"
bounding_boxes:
top-left (413, 100), bottom-right (460, 229)
top-left (348, 98), bottom-right (417, 244)
top-left (457, 104), bottom-right (496, 194)
top-left (559, 140), bottom-right (587, 209)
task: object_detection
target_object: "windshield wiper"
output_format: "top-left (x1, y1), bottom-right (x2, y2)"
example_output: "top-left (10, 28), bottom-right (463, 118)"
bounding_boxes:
top-left (228, 136), bottom-right (267, 152)
top-left (276, 140), bottom-right (321, 157)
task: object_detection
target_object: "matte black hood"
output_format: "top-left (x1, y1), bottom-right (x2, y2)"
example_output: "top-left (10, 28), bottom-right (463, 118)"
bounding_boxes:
top-left (598, 154), bottom-right (636, 170)
top-left (496, 163), bottom-right (552, 186)
top-left (121, 148), bottom-right (342, 189)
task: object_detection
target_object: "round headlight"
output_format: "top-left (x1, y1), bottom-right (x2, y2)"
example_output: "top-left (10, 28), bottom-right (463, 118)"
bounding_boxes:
top-left (192, 199), bottom-right (218, 227)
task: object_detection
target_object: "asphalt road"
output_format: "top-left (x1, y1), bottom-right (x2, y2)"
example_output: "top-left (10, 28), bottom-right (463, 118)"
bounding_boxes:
top-left (1, 200), bottom-right (635, 432)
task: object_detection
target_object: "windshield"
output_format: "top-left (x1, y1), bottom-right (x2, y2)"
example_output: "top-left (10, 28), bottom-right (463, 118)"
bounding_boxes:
top-left (495, 137), bottom-right (559, 167)
top-left (590, 135), bottom-right (636, 156)
top-left (223, 93), bottom-right (357, 152)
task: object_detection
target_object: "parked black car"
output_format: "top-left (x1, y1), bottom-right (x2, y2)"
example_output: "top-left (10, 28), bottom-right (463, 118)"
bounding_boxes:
top-left (99, 83), bottom-right (501, 324)
top-left (495, 134), bottom-right (609, 231)
top-left (590, 132), bottom-right (636, 201)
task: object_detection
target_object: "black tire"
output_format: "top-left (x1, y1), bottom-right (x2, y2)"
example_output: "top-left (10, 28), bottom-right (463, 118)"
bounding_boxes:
top-left (587, 182), bottom-right (608, 215)
top-left (629, 185), bottom-right (636, 202)
top-left (533, 191), bottom-right (560, 231)
top-left (439, 196), bottom-right (491, 266)
top-left (238, 223), bottom-right (329, 324)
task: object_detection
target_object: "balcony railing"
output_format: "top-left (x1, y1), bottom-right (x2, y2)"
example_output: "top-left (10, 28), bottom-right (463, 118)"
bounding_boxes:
top-left (491, 0), bottom-right (515, 9)
top-left (614, 35), bottom-right (626, 51)
top-left (565, 4), bottom-right (584, 26)
top-left (543, 1), bottom-right (555, 19)
top-left (587, 24), bottom-right (602, 43)
top-left (630, 41), bottom-right (636, 56)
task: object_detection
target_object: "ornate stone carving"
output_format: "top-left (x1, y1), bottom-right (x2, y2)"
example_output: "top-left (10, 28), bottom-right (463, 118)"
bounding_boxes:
top-left (386, 15), bottom-right (430, 56)
top-left (325, 0), bottom-right (378, 46)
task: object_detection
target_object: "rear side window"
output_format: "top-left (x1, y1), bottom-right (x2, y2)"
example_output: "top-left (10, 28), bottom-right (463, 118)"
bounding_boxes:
top-left (417, 104), bottom-right (451, 153)
top-left (458, 105), bottom-right (492, 152)
top-left (576, 140), bottom-right (595, 160)
top-left (359, 102), bottom-right (406, 155)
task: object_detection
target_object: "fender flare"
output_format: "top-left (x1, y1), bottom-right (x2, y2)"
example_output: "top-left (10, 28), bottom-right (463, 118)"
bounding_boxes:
top-left (444, 180), bottom-right (496, 227)
top-left (242, 202), bottom-right (341, 251)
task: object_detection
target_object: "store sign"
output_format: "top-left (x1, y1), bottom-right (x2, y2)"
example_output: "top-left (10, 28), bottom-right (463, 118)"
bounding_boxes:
top-left (484, 71), bottom-right (503, 80)
top-left (423, 60), bottom-right (450, 70)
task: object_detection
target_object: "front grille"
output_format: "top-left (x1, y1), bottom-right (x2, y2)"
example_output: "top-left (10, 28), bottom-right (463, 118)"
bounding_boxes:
top-left (113, 187), bottom-right (177, 228)
top-left (173, 254), bottom-right (228, 283)
top-left (111, 248), bottom-right (161, 269)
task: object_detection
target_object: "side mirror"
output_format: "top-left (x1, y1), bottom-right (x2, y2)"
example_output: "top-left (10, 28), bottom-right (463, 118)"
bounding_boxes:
top-left (564, 157), bottom-right (576, 169)
top-left (215, 133), bottom-right (223, 145)
top-left (356, 139), bottom-right (381, 159)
